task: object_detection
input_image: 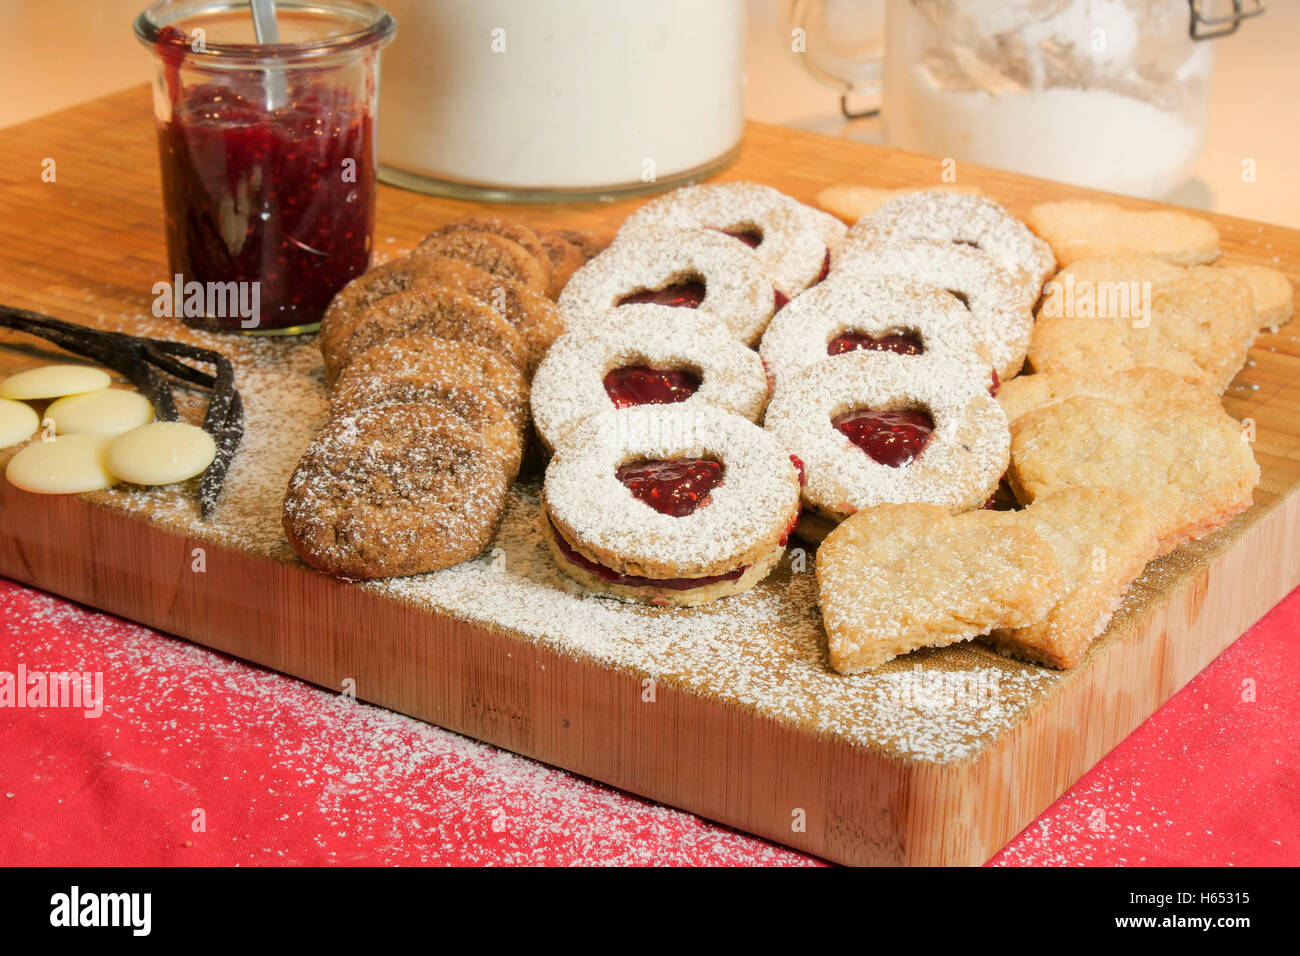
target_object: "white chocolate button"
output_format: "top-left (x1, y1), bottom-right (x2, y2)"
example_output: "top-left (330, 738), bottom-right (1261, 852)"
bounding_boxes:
top-left (6, 433), bottom-right (119, 494)
top-left (0, 397), bottom-right (39, 448)
top-left (106, 421), bottom-right (216, 486)
top-left (46, 388), bottom-right (154, 436)
top-left (0, 364), bottom-right (112, 400)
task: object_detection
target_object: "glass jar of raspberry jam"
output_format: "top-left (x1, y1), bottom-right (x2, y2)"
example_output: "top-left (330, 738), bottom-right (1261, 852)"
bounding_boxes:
top-left (134, 0), bottom-right (395, 333)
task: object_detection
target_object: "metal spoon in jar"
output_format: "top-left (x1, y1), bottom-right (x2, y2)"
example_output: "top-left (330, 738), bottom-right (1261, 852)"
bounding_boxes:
top-left (250, 0), bottom-right (289, 110)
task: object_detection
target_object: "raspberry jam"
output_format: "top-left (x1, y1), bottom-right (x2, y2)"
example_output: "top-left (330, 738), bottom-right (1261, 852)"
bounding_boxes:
top-left (550, 522), bottom-right (746, 591)
top-left (617, 279), bottom-right (706, 309)
top-left (153, 31), bottom-right (375, 332)
top-left (602, 366), bottom-right (701, 408)
top-left (719, 226), bottom-right (763, 248)
top-left (616, 458), bottom-right (724, 517)
top-left (826, 330), bottom-right (924, 357)
top-left (833, 408), bottom-right (934, 467)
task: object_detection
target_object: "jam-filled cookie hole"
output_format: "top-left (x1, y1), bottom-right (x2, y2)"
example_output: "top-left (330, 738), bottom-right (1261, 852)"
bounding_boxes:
top-left (715, 224), bottom-right (764, 249)
top-left (617, 274), bottom-right (706, 309)
top-left (602, 363), bottom-right (703, 408)
top-left (832, 407), bottom-right (935, 468)
top-left (615, 457), bottom-right (725, 517)
top-left (826, 329), bottom-right (925, 357)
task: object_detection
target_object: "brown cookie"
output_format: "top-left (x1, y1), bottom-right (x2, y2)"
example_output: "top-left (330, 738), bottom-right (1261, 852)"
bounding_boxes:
top-left (538, 232), bottom-right (587, 296)
top-left (320, 254), bottom-right (447, 336)
top-left (335, 334), bottom-right (530, 432)
top-left (403, 254), bottom-right (565, 368)
top-left (425, 218), bottom-right (553, 291)
top-left (282, 403), bottom-right (508, 580)
top-left (321, 287), bottom-right (528, 386)
top-left (332, 376), bottom-right (522, 482)
top-left (537, 227), bottom-right (609, 262)
top-left (414, 230), bottom-right (550, 295)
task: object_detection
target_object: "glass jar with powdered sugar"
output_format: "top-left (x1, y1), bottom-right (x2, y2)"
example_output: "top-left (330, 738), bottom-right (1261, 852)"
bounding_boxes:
top-left (882, 0), bottom-right (1265, 199)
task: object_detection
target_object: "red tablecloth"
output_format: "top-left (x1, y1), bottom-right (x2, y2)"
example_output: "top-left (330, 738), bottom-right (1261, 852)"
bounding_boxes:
top-left (0, 576), bottom-right (1294, 866)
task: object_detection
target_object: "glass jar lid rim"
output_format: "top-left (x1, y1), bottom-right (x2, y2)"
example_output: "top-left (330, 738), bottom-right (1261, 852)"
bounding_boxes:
top-left (133, 0), bottom-right (395, 61)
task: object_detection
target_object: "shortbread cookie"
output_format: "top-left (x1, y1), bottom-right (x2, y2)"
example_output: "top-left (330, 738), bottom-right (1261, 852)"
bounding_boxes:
top-left (1045, 253), bottom-right (1289, 333)
top-left (817, 503), bottom-right (1065, 673)
top-left (830, 240), bottom-right (1033, 379)
top-left (283, 403), bottom-right (509, 580)
top-left (1008, 396), bottom-right (1259, 554)
top-left (531, 305), bottom-right (768, 453)
top-left (997, 367), bottom-right (1220, 426)
top-left (1218, 262), bottom-right (1293, 332)
top-left (758, 271), bottom-right (990, 392)
top-left (396, 254), bottom-right (565, 368)
top-left (620, 182), bottom-right (846, 295)
top-left (763, 351), bottom-right (1009, 532)
top-left (841, 192), bottom-right (1055, 306)
top-left (542, 404), bottom-right (800, 606)
top-left (983, 487), bottom-right (1159, 669)
top-left (559, 226), bottom-right (777, 345)
top-left (320, 287), bottom-right (529, 386)
top-left (415, 229), bottom-right (551, 295)
top-left (1029, 271), bottom-right (1255, 392)
top-left (335, 334), bottom-right (530, 431)
top-left (332, 376), bottom-right (522, 482)
top-left (1027, 199), bottom-right (1220, 267)
top-left (817, 183), bottom-right (983, 224)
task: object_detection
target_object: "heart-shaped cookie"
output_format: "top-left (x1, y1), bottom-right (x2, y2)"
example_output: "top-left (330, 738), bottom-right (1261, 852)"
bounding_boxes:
top-left (1008, 396), bottom-right (1259, 555)
top-left (997, 366), bottom-right (1219, 426)
top-left (983, 487), bottom-right (1160, 669)
top-left (816, 503), bottom-right (1064, 674)
top-left (1027, 199), bottom-right (1219, 267)
top-left (1029, 271), bottom-right (1255, 392)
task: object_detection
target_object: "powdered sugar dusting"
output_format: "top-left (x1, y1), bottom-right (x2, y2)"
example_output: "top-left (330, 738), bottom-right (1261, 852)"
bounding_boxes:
top-left (830, 239), bottom-right (1033, 378)
top-left (843, 191), bottom-right (1056, 305)
top-left (558, 226), bottom-right (774, 345)
top-left (530, 305), bottom-right (767, 451)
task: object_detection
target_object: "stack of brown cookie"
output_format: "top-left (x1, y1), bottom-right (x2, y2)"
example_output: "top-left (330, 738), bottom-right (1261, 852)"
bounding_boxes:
top-left (282, 218), bottom-right (598, 581)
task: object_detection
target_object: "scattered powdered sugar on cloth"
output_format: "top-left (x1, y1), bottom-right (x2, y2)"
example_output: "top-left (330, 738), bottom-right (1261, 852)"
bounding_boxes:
top-left (0, 581), bottom-right (815, 865)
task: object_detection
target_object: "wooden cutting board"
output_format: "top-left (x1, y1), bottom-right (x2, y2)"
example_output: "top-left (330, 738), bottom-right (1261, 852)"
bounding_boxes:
top-left (2, 88), bottom-right (1299, 867)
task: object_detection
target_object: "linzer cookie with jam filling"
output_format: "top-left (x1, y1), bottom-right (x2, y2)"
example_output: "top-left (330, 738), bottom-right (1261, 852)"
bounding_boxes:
top-left (817, 503), bottom-right (1065, 674)
top-left (619, 182), bottom-right (846, 296)
top-left (558, 226), bottom-right (777, 345)
top-left (320, 287), bottom-right (529, 386)
top-left (763, 350), bottom-right (1009, 542)
top-left (531, 305), bottom-right (768, 453)
top-left (334, 334), bottom-right (530, 432)
top-left (840, 191), bottom-right (1055, 307)
top-left (542, 404), bottom-right (801, 606)
top-left (758, 271), bottom-right (991, 393)
top-left (282, 403), bottom-right (509, 581)
top-left (829, 239), bottom-right (1033, 380)
top-left (1008, 395), bottom-right (1259, 555)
